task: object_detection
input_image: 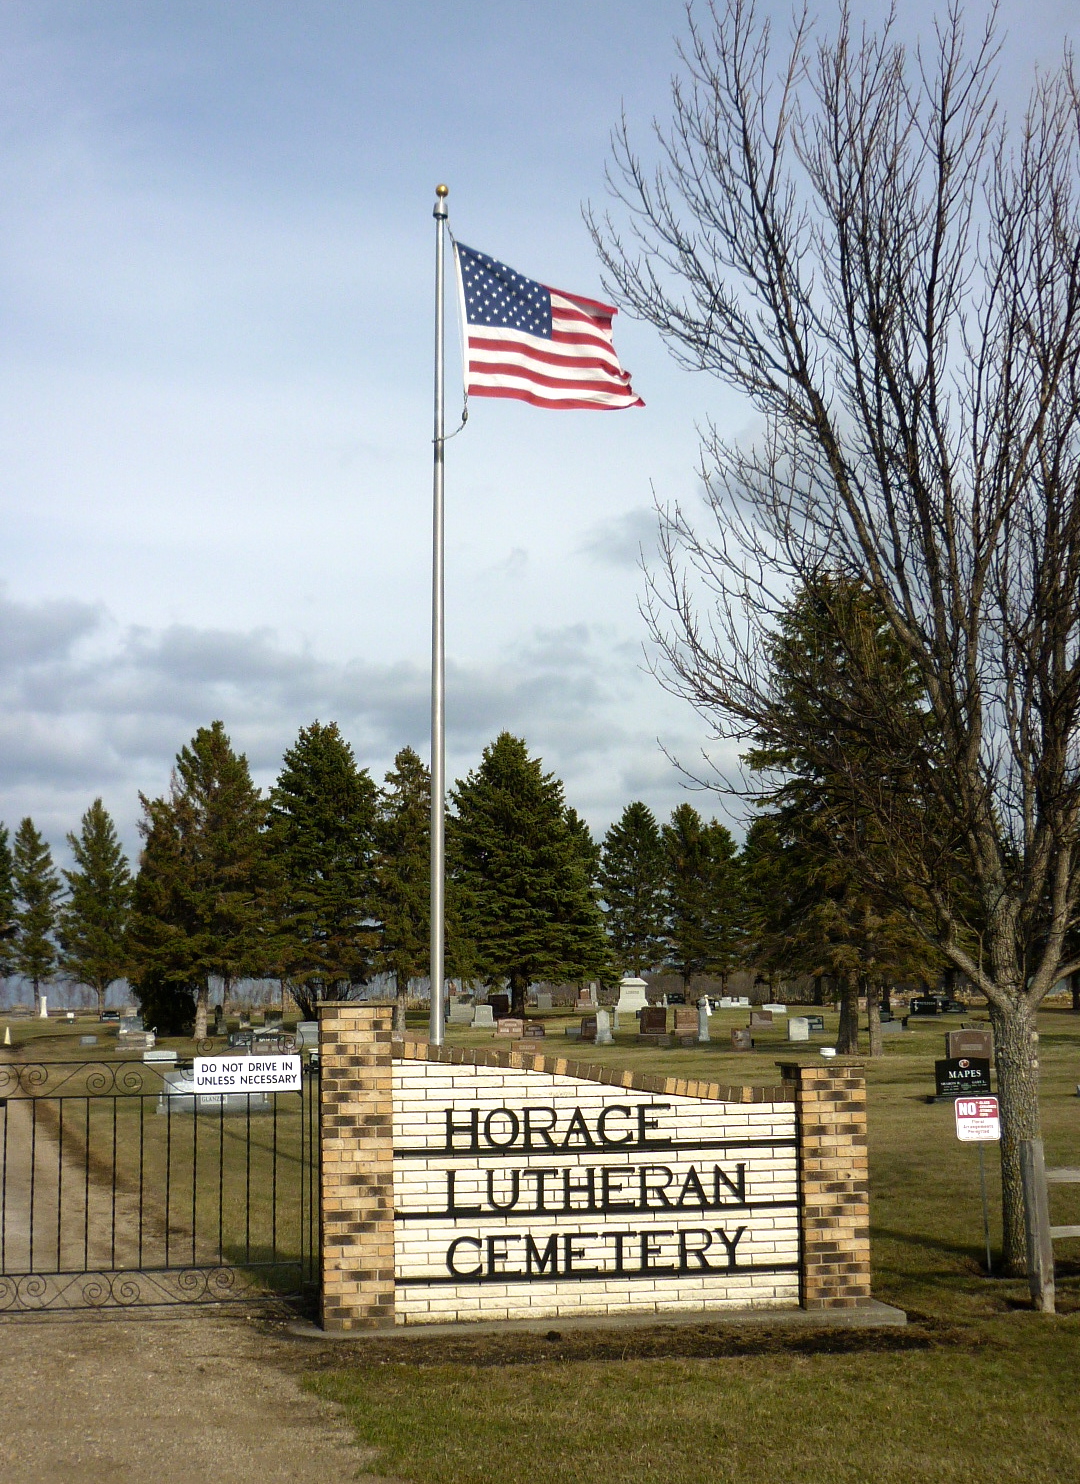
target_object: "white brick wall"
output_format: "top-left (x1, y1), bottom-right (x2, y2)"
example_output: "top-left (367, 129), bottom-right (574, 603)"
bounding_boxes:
top-left (392, 1060), bottom-right (800, 1325)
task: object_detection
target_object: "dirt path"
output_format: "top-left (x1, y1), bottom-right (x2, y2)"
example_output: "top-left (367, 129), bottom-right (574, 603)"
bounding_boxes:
top-left (0, 1312), bottom-right (399, 1484)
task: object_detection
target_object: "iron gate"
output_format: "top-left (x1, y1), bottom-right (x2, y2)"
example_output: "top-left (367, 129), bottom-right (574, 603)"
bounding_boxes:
top-left (0, 1059), bottom-right (319, 1312)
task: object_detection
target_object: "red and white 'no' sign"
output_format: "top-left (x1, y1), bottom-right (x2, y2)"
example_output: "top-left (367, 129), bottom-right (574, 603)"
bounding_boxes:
top-left (955, 1096), bottom-right (1001, 1142)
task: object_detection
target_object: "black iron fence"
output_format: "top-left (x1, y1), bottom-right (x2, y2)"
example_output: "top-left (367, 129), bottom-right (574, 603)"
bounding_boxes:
top-left (0, 1059), bottom-right (319, 1312)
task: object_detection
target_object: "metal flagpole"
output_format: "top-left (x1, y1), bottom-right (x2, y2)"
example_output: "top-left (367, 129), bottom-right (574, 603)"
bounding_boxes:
top-left (429, 183), bottom-right (448, 1045)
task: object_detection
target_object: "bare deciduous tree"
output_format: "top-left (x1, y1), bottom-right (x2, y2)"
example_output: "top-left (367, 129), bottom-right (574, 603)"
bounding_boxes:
top-left (591, 0), bottom-right (1080, 1273)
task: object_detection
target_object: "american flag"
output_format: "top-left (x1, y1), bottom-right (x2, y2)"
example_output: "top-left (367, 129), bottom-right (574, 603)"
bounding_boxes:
top-left (453, 242), bottom-right (643, 411)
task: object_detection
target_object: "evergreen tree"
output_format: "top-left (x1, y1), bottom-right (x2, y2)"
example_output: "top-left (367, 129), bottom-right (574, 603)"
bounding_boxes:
top-left (599, 801), bottom-right (668, 975)
top-left (745, 578), bottom-right (944, 1051)
top-left (267, 721), bottom-right (377, 1020)
top-left (374, 747), bottom-right (430, 1035)
top-left (0, 825), bottom-right (15, 978)
top-left (662, 805), bottom-right (741, 993)
top-left (449, 733), bottom-right (608, 1014)
top-left (130, 722), bottom-right (268, 1039)
top-left (60, 800), bottom-right (133, 1018)
top-left (12, 818), bottom-right (62, 1015)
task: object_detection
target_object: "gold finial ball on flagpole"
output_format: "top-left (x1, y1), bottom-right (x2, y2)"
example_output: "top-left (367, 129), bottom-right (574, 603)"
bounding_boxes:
top-left (435, 183), bottom-right (449, 197)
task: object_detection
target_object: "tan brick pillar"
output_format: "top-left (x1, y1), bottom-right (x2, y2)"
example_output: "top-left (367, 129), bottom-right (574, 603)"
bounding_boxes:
top-left (318, 1003), bottom-right (395, 1331)
top-left (779, 1061), bottom-right (871, 1309)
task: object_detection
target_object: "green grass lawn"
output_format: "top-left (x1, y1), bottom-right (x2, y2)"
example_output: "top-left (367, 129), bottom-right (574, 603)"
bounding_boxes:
top-left (301, 1000), bottom-right (1080, 1484)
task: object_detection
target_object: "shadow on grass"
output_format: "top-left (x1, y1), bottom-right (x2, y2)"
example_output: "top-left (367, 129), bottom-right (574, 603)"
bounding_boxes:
top-left (299, 1319), bottom-right (973, 1370)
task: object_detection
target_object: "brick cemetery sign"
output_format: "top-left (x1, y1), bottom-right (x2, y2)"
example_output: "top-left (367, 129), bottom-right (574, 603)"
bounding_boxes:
top-left (315, 1007), bottom-right (872, 1332)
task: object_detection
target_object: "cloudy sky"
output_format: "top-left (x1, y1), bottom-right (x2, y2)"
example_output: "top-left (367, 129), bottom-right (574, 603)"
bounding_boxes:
top-left (0, 1), bottom-right (1073, 861)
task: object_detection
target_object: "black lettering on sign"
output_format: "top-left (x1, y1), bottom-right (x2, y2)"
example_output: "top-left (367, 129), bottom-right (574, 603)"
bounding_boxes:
top-left (638, 1164), bottom-right (674, 1208)
top-left (485, 1234), bottom-right (523, 1277)
top-left (675, 1166), bottom-right (708, 1208)
top-left (678, 1229), bottom-right (714, 1269)
top-left (561, 1166), bottom-right (596, 1211)
top-left (528, 1167), bottom-right (557, 1211)
top-left (600, 1166), bottom-right (636, 1211)
top-left (486, 1168), bottom-right (521, 1211)
top-left (637, 1102), bottom-right (673, 1147)
top-left (444, 1108), bottom-right (480, 1152)
top-left (483, 1108), bottom-right (520, 1148)
top-left (597, 1105), bottom-right (634, 1145)
top-left (605, 1230), bottom-right (631, 1274)
top-left (640, 1229), bottom-right (676, 1274)
top-left (522, 1106), bottom-right (558, 1150)
top-left (445, 1170), bottom-right (481, 1215)
top-left (560, 1108), bottom-right (595, 1149)
top-left (713, 1164), bottom-right (747, 1204)
top-left (446, 1236), bottom-right (482, 1277)
top-left (563, 1232), bottom-right (600, 1276)
top-left (525, 1233), bottom-right (558, 1275)
top-left (715, 1226), bottom-right (747, 1270)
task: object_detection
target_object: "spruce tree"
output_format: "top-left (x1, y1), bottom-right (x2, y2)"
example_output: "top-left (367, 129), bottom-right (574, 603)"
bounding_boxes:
top-left (599, 801), bottom-right (668, 975)
top-left (267, 720), bottom-right (377, 1019)
top-left (130, 721), bottom-right (268, 1039)
top-left (449, 733), bottom-right (608, 1014)
top-left (60, 799), bottom-right (133, 1018)
top-left (662, 805), bottom-right (741, 994)
top-left (12, 818), bottom-right (62, 1015)
top-left (375, 747), bottom-right (430, 1035)
top-left (0, 825), bottom-right (15, 978)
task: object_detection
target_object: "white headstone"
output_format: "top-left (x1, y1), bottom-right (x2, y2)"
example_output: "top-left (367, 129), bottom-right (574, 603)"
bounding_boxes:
top-left (38, 996), bottom-right (48, 1019)
top-left (697, 998), bottom-right (711, 1044)
top-left (613, 976), bottom-right (649, 1031)
top-left (448, 1003), bottom-right (473, 1025)
top-left (472, 1005), bottom-right (495, 1029)
top-left (763, 1003), bottom-right (787, 1015)
top-left (787, 1017), bottom-right (810, 1042)
top-left (536, 992), bottom-right (553, 1013)
top-left (819, 1046), bottom-right (837, 1058)
top-left (594, 1009), bottom-right (613, 1045)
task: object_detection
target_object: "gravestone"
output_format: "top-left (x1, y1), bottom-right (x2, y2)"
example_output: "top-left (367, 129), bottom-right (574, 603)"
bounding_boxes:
top-left (536, 992), bottom-right (553, 1013)
top-left (488, 994), bottom-right (510, 1018)
top-left (613, 976), bottom-right (649, 1031)
top-left (579, 1015), bottom-right (598, 1042)
top-left (471, 1005), bottom-right (495, 1029)
top-left (934, 1056), bottom-right (991, 1099)
top-left (946, 1028), bottom-right (993, 1061)
top-left (805, 1015), bottom-right (826, 1034)
top-left (639, 1007), bottom-right (667, 1035)
top-left (522, 1021), bottom-right (546, 1038)
top-left (594, 1009), bottom-right (613, 1045)
top-left (763, 1003), bottom-right (788, 1015)
top-left (79, 1035), bottom-right (97, 1047)
top-left (295, 1020), bottom-right (320, 1048)
top-left (731, 1027), bottom-right (753, 1051)
top-left (239, 1014), bottom-right (252, 1030)
top-left (697, 998), bottom-right (711, 1044)
top-left (673, 1006), bottom-right (698, 1045)
top-left (787, 1016), bottom-right (810, 1042)
top-left (749, 1010), bottom-right (774, 1029)
top-left (496, 1017), bottom-right (525, 1037)
top-left (880, 1020), bottom-right (905, 1035)
top-left (38, 996), bottom-right (48, 1019)
top-left (448, 1003), bottom-right (473, 1026)
top-left (143, 1047), bottom-right (178, 1064)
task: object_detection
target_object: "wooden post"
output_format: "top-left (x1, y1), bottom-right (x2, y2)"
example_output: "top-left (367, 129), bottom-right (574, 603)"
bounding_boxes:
top-left (1020, 1137), bottom-right (1055, 1314)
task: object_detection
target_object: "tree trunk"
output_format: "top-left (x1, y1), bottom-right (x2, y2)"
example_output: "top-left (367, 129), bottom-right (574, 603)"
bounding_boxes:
top-left (194, 981), bottom-right (209, 1041)
top-left (836, 972), bottom-right (860, 1053)
top-left (394, 974), bottom-right (408, 1037)
top-left (881, 980), bottom-right (892, 1017)
top-left (96, 983), bottom-right (107, 1020)
top-left (866, 979), bottom-right (883, 1057)
top-left (989, 998), bottom-right (1042, 1275)
top-left (509, 972), bottom-right (527, 1017)
top-left (1071, 971), bottom-right (1080, 1015)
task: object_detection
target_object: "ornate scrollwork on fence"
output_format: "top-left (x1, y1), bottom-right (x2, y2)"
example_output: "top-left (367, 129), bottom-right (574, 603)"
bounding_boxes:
top-left (0, 1060), bottom-right (157, 1098)
top-left (0, 1265), bottom-right (303, 1311)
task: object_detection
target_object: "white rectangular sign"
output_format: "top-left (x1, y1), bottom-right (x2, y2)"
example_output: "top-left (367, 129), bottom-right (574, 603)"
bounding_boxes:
top-left (955, 1096), bottom-right (1000, 1142)
top-left (192, 1054), bottom-right (301, 1093)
